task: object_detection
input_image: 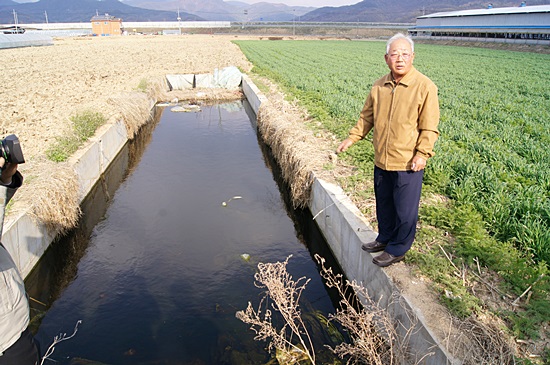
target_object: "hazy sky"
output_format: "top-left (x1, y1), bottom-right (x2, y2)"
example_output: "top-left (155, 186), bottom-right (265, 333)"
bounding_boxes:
top-left (14, 0), bottom-right (363, 6)
top-left (237, 0), bottom-right (361, 6)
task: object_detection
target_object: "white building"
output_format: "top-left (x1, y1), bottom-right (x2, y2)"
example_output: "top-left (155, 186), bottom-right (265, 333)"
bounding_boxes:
top-left (410, 4), bottom-right (550, 44)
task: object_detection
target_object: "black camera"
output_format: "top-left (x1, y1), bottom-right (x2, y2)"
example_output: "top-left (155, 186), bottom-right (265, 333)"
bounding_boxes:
top-left (0, 134), bottom-right (25, 164)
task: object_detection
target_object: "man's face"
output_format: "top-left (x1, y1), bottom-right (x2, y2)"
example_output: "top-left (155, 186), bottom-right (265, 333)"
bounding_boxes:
top-left (384, 39), bottom-right (415, 80)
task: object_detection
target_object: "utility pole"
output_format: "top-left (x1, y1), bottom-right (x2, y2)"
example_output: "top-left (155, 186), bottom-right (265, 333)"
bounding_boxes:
top-left (293, 9), bottom-right (295, 36)
top-left (177, 7), bottom-right (181, 35)
top-left (13, 9), bottom-right (18, 32)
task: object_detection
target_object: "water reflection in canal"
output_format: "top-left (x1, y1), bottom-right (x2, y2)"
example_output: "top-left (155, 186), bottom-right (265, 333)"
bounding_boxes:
top-left (29, 100), bottom-right (343, 365)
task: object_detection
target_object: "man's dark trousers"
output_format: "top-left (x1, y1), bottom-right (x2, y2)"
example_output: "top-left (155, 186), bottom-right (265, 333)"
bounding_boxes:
top-left (0, 328), bottom-right (40, 365)
top-left (374, 166), bottom-right (424, 257)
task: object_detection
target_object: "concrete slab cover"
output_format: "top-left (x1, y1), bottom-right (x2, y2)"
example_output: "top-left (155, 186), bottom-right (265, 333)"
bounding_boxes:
top-left (216, 66), bottom-right (242, 89)
top-left (195, 73), bottom-right (215, 88)
top-left (166, 74), bottom-right (195, 90)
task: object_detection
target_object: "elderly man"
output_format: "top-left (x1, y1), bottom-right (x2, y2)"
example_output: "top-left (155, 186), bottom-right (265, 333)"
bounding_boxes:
top-left (336, 33), bottom-right (440, 267)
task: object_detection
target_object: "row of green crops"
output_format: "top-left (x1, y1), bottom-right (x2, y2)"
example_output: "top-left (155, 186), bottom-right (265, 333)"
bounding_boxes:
top-left (235, 40), bottom-right (550, 265)
top-left (234, 40), bottom-right (550, 336)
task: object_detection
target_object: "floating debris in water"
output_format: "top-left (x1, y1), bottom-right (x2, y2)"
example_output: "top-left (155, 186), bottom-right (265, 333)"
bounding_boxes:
top-left (123, 348), bottom-right (136, 356)
top-left (69, 358), bottom-right (111, 365)
top-left (171, 104), bottom-right (201, 113)
top-left (240, 253), bottom-right (250, 261)
top-left (222, 196), bottom-right (242, 207)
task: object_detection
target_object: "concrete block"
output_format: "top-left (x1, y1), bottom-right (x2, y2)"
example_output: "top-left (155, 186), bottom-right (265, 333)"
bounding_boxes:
top-left (98, 120), bottom-right (128, 170)
top-left (68, 121), bottom-right (129, 201)
top-left (241, 75), bottom-right (267, 116)
top-left (2, 212), bottom-right (53, 278)
top-left (71, 141), bottom-right (102, 201)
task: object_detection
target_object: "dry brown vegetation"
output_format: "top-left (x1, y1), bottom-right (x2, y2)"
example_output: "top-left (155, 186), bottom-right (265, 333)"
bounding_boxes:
top-left (257, 91), bottom-right (335, 209)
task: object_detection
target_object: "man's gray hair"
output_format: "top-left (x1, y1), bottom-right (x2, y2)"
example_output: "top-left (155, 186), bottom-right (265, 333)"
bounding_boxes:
top-left (386, 33), bottom-right (414, 54)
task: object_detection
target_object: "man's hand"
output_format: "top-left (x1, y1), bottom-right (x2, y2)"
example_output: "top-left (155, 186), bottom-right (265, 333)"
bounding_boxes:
top-left (411, 155), bottom-right (426, 172)
top-left (336, 138), bottom-right (354, 154)
top-left (0, 157), bottom-right (18, 185)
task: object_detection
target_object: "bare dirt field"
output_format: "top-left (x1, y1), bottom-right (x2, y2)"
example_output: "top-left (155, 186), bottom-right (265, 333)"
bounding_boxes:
top-left (0, 35), bottom-right (253, 163)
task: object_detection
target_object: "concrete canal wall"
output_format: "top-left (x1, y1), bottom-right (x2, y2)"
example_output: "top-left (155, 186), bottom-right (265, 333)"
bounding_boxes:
top-left (2, 71), bottom-right (456, 365)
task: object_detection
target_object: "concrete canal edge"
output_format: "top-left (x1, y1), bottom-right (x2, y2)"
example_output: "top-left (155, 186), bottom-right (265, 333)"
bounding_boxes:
top-left (3, 72), bottom-right (457, 364)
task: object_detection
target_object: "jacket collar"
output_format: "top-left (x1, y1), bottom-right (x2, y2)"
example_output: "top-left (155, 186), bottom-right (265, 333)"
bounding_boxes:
top-left (384, 66), bottom-right (418, 87)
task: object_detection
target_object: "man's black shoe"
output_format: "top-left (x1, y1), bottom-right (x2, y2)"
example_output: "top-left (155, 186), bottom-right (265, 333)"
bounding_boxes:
top-left (361, 240), bottom-right (387, 253)
top-left (372, 252), bottom-right (405, 267)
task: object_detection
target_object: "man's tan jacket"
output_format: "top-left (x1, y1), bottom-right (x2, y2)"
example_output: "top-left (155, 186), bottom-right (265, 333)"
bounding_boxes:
top-left (348, 66), bottom-right (440, 171)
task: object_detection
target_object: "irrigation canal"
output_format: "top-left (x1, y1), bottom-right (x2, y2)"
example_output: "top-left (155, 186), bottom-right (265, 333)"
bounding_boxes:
top-left (26, 100), bottom-right (344, 365)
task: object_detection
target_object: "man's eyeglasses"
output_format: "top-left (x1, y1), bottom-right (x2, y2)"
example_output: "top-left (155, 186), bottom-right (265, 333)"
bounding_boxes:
top-left (388, 53), bottom-right (412, 61)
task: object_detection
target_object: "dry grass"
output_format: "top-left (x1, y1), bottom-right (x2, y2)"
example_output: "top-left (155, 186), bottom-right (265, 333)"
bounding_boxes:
top-left (107, 92), bottom-right (154, 139)
top-left (14, 159), bottom-right (81, 235)
top-left (165, 88), bottom-right (245, 104)
top-left (315, 255), bottom-right (432, 365)
top-left (448, 315), bottom-right (518, 365)
top-left (236, 255), bottom-right (316, 365)
top-left (257, 92), bottom-right (333, 209)
top-left (237, 254), bottom-right (433, 364)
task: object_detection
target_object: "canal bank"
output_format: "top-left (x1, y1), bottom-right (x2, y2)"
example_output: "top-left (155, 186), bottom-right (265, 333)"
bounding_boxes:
top-left (4, 71), bottom-right (458, 364)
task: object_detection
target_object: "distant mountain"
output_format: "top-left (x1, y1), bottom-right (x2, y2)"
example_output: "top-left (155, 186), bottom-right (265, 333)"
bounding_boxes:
top-left (123, 0), bottom-right (237, 20)
top-left (230, 2), bottom-right (316, 22)
top-left (301, 0), bottom-right (550, 23)
top-left (122, 0), bottom-right (315, 21)
top-left (0, 0), bottom-right (202, 23)
top-left (4, 0), bottom-right (546, 25)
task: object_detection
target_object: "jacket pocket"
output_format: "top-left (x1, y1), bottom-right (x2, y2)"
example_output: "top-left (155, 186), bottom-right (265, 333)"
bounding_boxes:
top-left (0, 266), bottom-right (25, 315)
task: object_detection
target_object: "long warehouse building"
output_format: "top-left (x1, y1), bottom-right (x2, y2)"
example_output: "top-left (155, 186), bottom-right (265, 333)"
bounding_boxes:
top-left (410, 4), bottom-right (550, 44)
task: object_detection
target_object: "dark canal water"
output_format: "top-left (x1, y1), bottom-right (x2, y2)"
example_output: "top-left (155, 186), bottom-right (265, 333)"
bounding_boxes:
top-left (27, 100), bottom-right (342, 365)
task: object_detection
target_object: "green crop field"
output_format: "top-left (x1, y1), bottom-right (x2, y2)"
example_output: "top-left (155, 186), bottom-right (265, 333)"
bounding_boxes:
top-left (235, 39), bottom-right (550, 337)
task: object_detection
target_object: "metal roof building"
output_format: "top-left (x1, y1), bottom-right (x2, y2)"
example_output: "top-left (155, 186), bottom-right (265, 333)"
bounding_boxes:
top-left (410, 4), bottom-right (550, 44)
